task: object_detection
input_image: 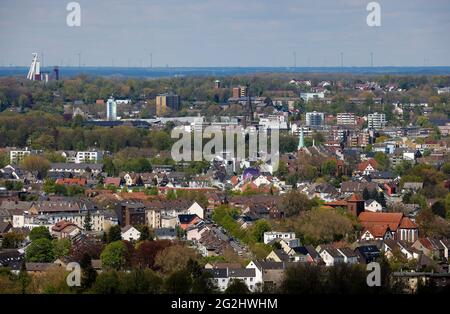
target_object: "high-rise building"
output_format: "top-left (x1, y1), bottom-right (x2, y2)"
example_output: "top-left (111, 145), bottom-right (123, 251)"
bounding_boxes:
top-left (336, 113), bottom-right (356, 125)
top-left (156, 93), bottom-right (181, 116)
top-left (214, 80), bottom-right (221, 89)
top-left (106, 97), bottom-right (117, 121)
top-left (305, 111), bottom-right (325, 127)
top-left (232, 85), bottom-right (248, 98)
top-left (367, 112), bottom-right (387, 129)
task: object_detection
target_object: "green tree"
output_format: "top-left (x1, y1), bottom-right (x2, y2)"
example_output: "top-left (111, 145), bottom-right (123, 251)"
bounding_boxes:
top-left (281, 190), bottom-right (313, 217)
top-left (91, 271), bottom-right (121, 294)
top-left (164, 269), bottom-right (192, 294)
top-left (374, 152), bottom-right (390, 171)
top-left (18, 262), bottom-right (31, 294)
top-left (251, 219), bottom-right (271, 242)
top-left (322, 159), bottom-right (337, 176)
top-left (19, 155), bottom-right (51, 179)
top-left (29, 226), bottom-right (52, 241)
top-left (80, 253), bottom-right (97, 290)
top-left (52, 238), bottom-right (71, 259)
top-left (1, 232), bottom-right (24, 248)
top-left (84, 210), bottom-right (92, 231)
top-left (225, 279), bottom-right (250, 294)
top-left (26, 238), bottom-right (55, 262)
top-left (107, 225), bottom-right (122, 243)
top-left (100, 241), bottom-right (127, 271)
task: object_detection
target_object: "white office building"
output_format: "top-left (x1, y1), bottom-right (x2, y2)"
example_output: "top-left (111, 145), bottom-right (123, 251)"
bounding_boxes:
top-left (336, 113), bottom-right (356, 125)
top-left (305, 111), bottom-right (325, 127)
top-left (368, 112), bottom-right (387, 129)
top-left (300, 92), bottom-right (325, 102)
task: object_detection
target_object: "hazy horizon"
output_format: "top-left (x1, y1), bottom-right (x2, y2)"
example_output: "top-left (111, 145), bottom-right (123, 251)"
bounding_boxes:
top-left (1, 0), bottom-right (449, 67)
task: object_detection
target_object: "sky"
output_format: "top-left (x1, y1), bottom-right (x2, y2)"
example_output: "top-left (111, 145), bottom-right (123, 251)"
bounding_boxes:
top-left (0, 0), bottom-right (449, 67)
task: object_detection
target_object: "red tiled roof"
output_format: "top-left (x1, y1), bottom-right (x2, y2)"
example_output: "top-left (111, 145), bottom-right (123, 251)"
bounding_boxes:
top-left (55, 178), bottom-right (87, 186)
top-left (399, 217), bottom-right (418, 229)
top-left (52, 220), bottom-right (77, 232)
top-left (359, 212), bottom-right (404, 232)
top-left (104, 177), bottom-right (121, 186)
top-left (363, 225), bottom-right (389, 238)
top-left (357, 159), bottom-right (378, 172)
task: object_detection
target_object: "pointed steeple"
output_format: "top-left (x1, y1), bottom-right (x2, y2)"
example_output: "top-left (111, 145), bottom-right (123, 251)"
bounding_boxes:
top-left (298, 126), bottom-right (304, 150)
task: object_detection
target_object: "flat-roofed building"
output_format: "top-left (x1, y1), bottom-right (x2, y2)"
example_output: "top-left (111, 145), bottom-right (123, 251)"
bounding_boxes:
top-left (156, 93), bottom-right (181, 116)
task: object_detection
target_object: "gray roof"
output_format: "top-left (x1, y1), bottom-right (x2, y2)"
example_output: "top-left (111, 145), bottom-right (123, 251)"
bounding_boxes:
top-left (50, 163), bottom-right (103, 171)
top-left (252, 260), bottom-right (285, 270)
top-left (155, 228), bottom-right (177, 238)
top-left (206, 268), bottom-right (255, 278)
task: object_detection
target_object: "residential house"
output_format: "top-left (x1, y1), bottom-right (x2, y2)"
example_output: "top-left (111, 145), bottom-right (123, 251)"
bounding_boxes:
top-left (365, 199), bottom-right (383, 212)
top-left (49, 163), bottom-right (103, 176)
top-left (336, 247), bottom-right (359, 264)
top-left (340, 181), bottom-right (379, 194)
top-left (357, 159), bottom-right (378, 175)
top-left (354, 245), bottom-right (381, 264)
top-left (206, 267), bottom-right (259, 292)
top-left (412, 238), bottom-right (446, 260)
top-left (196, 229), bottom-right (232, 257)
top-left (155, 228), bottom-right (177, 240)
top-left (263, 231), bottom-right (297, 245)
top-left (121, 225), bottom-right (141, 241)
top-left (178, 214), bottom-right (202, 230)
top-left (186, 223), bottom-right (209, 241)
top-left (359, 212), bottom-right (419, 242)
top-left (246, 260), bottom-right (285, 292)
top-left (383, 239), bottom-right (420, 260)
top-left (51, 220), bottom-right (81, 239)
top-left (317, 245), bottom-right (345, 266)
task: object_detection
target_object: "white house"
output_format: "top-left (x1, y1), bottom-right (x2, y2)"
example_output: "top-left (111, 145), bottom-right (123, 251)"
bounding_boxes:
top-left (364, 199), bottom-right (383, 212)
top-left (121, 225), bottom-right (141, 241)
top-left (187, 202), bottom-right (205, 219)
top-left (263, 231), bottom-right (296, 245)
top-left (186, 223), bottom-right (209, 241)
top-left (336, 248), bottom-right (359, 264)
top-left (318, 246), bottom-right (345, 266)
top-left (252, 175), bottom-right (272, 188)
top-left (207, 267), bottom-right (259, 292)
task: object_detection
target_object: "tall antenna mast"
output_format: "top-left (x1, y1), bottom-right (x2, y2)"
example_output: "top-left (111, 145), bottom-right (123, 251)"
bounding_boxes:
top-left (77, 52), bottom-right (81, 67)
top-left (370, 52), bottom-right (374, 67)
top-left (150, 53), bottom-right (153, 68)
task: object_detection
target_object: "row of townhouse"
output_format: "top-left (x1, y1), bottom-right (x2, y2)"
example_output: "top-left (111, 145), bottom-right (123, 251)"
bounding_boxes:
top-left (206, 260), bottom-right (285, 292)
top-left (1, 200), bottom-right (117, 232)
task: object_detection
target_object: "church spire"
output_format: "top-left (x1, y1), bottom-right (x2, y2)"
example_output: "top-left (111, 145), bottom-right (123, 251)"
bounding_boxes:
top-left (298, 125), bottom-right (304, 150)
